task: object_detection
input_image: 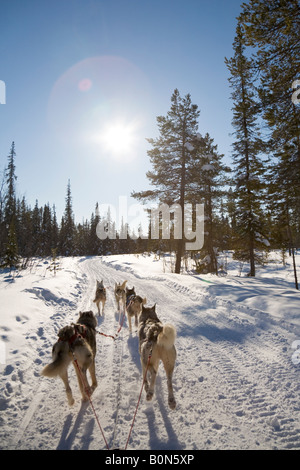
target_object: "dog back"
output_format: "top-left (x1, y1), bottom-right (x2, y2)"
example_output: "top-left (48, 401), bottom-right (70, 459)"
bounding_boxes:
top-left (139, 305), bottom-right (176, 351)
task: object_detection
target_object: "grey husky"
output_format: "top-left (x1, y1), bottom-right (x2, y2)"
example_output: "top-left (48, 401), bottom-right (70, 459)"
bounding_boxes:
top-left (93, 280), bottom-right (106, 315)
top-left (125, 286), bottom-right (146, 333)
top-left (138, 304), bottom-right (176, 409)
top-left (41, 311), bottom-right (98, 406)
top-left (114, 280), bottom-right (127, 313)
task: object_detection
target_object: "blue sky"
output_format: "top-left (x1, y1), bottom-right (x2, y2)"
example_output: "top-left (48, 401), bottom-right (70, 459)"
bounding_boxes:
top-left (0, 0), bottom-right (243, 225)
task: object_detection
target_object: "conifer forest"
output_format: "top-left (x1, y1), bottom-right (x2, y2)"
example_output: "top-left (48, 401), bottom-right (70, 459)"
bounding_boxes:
top-left (0, 1), bottom-right (299, 285)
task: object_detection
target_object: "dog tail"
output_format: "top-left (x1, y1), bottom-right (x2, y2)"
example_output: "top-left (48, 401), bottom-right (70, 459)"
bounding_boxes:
top-left (157, 324), bottom-right (176, 350)
top-left (41, 342), bottom-right (70, 378)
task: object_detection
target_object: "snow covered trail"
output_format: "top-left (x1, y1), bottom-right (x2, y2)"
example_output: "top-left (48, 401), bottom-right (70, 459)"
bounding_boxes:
top-left (0, 255), bottom-right (300, 450)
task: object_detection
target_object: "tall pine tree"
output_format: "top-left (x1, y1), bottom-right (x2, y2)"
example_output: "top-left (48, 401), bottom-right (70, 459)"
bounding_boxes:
top-left (4, 142), bottom-right (17, 227)
top-left (132, 89), bottom-right (200, 273)
top-left (59, 180), bottom-right (76, 256)
top-left (225, 25), bottom-right (266, 276)
top-left (185, 132), bottom-right (231, 274)
top-left (2, 142), bottom-right (19, 268)
top-left (239, 0), bottom-right (300, 287)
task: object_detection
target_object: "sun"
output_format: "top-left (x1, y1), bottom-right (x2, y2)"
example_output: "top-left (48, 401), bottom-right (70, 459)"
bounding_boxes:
top-left (98, 120), bottom-right (138, 161)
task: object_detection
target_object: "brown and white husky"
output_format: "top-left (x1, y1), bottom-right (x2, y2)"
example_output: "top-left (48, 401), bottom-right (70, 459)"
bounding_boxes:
top-left (125, 286), bottom-right (146, 333)
top-left (93, 280), bottom-right (106, 316)
top-left (41, 311), bottom-right (98, 406)
top-left (138, 304), bottom-right (176, 409)
top-left (114, 280), bottom-right (127, 313)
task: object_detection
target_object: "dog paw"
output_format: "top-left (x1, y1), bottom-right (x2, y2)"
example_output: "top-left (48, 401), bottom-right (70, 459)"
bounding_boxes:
top-left (146, 391), bottom-right (153, 401)
top-left (68, 397), bottom-right (75, 406)
top-left (168, 397), bottom-right (176, 409)
top-left (90, 384), bottom-right (97, 393)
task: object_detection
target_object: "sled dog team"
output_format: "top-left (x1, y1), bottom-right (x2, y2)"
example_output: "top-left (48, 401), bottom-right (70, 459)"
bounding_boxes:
top-left (41, 280), bottom-right (177, 410)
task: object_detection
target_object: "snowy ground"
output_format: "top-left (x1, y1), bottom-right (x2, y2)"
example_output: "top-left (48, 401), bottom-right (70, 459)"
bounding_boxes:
top-left (0, 251), bottom-right (300, 451)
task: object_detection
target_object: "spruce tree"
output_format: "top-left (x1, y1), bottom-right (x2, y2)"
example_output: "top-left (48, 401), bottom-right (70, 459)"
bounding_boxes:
top-left (59, 180), bottom-right (76, 256)
top-left (2, 219), bottom-right (20, 270)
top-left (4, 142), bottom-right (17, 227)
top-left (31, 200), bottom-right (42, 256)
top-left (41, 203), bottom-right (53, 256)
top-left (89, 203), bottom-right (102, 255)
top-left (0, 169), bottom-right (7, 257)
top-left (239, 0), bottom-right (300, 285)
top-left (225, 25), bottom-right (266, 276)
top-left (17, 196), bottom-right (33, 260)
top-left (2, 142), bottom-right (19, 268)
top-left (185, 132), bottom-right (231, 274)
top-left (51, 205), bottom-right (59, 253)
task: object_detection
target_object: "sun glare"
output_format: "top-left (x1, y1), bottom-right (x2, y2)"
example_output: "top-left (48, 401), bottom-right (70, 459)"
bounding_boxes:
top-left (98, 120), bottom-right (138, 161)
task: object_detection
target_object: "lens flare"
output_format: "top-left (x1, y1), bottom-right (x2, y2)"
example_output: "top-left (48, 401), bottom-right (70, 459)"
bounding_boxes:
top-left (47, 55), bottom-right (153, 163)
top-left (78, 78), bottom-right (92, 92)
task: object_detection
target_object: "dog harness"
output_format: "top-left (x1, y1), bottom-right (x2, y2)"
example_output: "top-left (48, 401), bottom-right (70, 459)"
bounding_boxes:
top-left (126, 294), bottom-right (136, 309)
top-left (96, 287), bottom-right (106, 295)
top-left (115, 288), bottom-right (125, 297)
top-left (58, 324), bottom-right (87, 348)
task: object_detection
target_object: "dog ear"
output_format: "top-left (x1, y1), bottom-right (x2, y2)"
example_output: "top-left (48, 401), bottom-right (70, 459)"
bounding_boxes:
top-left (142, 297), bottom-right (147, 305)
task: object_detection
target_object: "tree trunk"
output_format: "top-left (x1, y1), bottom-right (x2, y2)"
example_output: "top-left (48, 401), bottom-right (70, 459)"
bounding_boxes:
top-left (175, 238), bottom-right (184, 274)
top-left (287, 211), bottom-right (299, 290)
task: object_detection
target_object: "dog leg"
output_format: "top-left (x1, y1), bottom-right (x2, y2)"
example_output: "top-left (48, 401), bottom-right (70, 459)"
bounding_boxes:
top-left (73, 363), bottom-right (90, 402)
top-left (141, 360), bottom-right (149, 393)
top-left (146, 364), bottom-right (157, 401)
top-left (162, 352), bottom-right (176, 409)
top-left (128, 315), bottom-right (132, 333)
top-left (166, 371), bottom-right (176, 409)
top-left (59, 370), bottom-right (75, 406)
top-left (88, 360), bottom-right (98, 394)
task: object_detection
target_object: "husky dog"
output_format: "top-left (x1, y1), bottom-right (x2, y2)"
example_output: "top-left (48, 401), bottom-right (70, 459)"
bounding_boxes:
top-left (93, 280), bottom-right (106, 315)
top-left (114, 280), bottom-right (127, 313)
top-left (41, 311), bottom-right (98, 406)
top-left (125, 286), bottom-right (146, 333)
top-left (138, 304), bottom-right (176, 409)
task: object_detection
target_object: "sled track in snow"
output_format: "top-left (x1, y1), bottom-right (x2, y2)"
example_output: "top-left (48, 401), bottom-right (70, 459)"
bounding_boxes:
top-left (2, 256), bottom-right (300, 450)
top-left (155, 276), bottom-right (300, 449)
top-left (80, 259), bottom-right (128, 449)
top-left (102, 258), bottom-right (300, 449)
top-left (200, 336), bottom-right (300, 449)
top-left (2, 259), bottom-right (131, 450)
